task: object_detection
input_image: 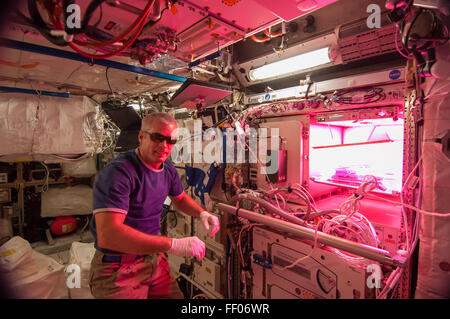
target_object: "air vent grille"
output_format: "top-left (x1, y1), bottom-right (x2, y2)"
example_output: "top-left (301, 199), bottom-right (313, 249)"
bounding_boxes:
top-left (339, 24), bottom-right (400, 63)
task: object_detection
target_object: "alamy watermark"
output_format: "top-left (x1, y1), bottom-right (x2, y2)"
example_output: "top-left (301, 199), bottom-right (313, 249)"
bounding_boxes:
top-left (66, 264), bottom-right (81, 289)
top-left (367, 4), bottom-right (381, 29)
top-left (366, 263), bottom-right (382, 289)
top-left (170, 121), bottom-right (280, 174)
top-left (66, 4), bottom-right (81, 29)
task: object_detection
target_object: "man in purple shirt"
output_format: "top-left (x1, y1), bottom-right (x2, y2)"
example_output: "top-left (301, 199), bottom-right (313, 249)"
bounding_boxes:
top-left (89, 112), bottom-right (220, 299)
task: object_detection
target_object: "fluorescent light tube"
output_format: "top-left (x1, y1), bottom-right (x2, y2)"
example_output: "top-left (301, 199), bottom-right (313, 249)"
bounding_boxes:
top-left (249, 47), bottom-right (331, 81)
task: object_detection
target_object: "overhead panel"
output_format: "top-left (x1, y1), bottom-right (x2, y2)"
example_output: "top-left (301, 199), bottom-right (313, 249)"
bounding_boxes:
top-left (176, 16), bottom-right (246, 61)
top-left (252, 0), bottom-right (340, 21)
top-left (140, 0), bottom-right (283, 62)
top-left (0, 0), bottom-right (341, 96)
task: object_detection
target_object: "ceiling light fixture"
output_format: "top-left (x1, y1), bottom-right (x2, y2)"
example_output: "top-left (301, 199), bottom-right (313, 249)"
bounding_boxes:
top-left (248, 47), bottom-right (331, 81)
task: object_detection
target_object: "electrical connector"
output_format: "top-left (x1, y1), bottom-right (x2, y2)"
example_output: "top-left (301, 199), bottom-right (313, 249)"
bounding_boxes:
top-left (234, 121), bottom-right (245, 136)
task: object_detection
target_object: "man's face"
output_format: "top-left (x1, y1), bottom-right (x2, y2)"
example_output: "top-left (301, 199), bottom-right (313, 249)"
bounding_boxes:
top-left (138, 119), bottom-right (177, 167)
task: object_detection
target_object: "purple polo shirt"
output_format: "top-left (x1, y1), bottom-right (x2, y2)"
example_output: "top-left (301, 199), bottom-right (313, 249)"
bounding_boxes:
top-left (90, 149), bottom-right (184, 254)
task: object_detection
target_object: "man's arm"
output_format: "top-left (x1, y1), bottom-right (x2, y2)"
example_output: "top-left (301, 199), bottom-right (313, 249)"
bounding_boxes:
top-left (95, 211), bottom-right (172, 254)
top-left (95, 211), bottom-right (206, 260)
top-left (170, 192), bottom-right (220, 237)
top-left (169, 192), bottom-right (205, 218)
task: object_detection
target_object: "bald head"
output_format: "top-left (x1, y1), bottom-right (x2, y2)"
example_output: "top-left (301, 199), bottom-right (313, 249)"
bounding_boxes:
top-left (141, 112), bottom-right (177, 131)
top-left (138, 112), bottom-right (178, 169)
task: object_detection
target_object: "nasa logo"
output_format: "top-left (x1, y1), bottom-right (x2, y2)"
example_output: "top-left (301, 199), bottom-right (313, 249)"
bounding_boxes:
top-left (389, 70), bottom-right (401, 80)
top-left (264, 93), bottom-right (271, 101)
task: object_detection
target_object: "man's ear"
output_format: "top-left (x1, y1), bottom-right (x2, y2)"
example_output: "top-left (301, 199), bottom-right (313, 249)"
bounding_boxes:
top-left (138, 130), bottom-right (144, 144)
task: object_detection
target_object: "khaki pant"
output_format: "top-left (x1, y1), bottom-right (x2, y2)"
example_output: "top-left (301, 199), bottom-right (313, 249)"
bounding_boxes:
top-left (89, 250), bottom-right (184, 299)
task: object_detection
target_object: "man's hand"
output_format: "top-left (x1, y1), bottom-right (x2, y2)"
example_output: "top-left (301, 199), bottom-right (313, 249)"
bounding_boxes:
top-left (168, 236), bottom-right (205, 261)
top-left (200, 211), bottom-right (220, 237)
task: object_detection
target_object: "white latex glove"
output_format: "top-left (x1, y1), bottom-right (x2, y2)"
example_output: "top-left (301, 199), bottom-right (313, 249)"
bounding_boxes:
top-left (200, 211), bottom-right (220, 238)
top-left (168, 236), bottom-right (205, 261)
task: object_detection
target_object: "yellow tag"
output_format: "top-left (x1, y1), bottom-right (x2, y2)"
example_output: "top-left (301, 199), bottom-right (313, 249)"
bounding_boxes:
top-left (12, 158), bottom-right (32, 162)
top-left (2, 248), bottom-right (16, 257)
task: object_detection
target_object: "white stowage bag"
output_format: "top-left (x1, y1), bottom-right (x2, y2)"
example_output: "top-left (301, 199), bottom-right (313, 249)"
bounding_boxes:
top-left (61, 157), bottom-right (97, 177)
top-left (0, 93), bottom-right (103, 162)
top-left (41, 185), bottom-right (93, 217)
top-left (415, 65), bottom-right (450, 299)
top-left (0, 236), bottom-right (33, 272)
top-left (67, 242), bottom-right (96, 299)
top-left (0, 237), bottom-right (68, 299)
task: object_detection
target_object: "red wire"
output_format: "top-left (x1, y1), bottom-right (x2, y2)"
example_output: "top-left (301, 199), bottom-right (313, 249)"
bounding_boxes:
top-left (250, 24), bottom-right (284, 43)
top-left (250, 34), bottom-right (270, 43)
top-left (263, 29), bottom-right (282, 37)
top-left (69, 17), bottom-right (147, 59)
top-left (68, 0), bottom-right (158, 59)
top-left (40, 0), bottom-right (156, 59)
top-left (73, 0), bottom-right (156, 48)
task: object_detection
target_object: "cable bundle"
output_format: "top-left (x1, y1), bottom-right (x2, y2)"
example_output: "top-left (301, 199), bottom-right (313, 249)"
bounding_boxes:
top-left (18, 0), bottom-right (162, 61)
top-left (320, 175), bottom-right (381, 265)
top-left (69, 0), bottom-right (157, 59)
top-left (330, 87), bottom-right (385, 105)
top-left (321, 213), bottom-right (380, 264)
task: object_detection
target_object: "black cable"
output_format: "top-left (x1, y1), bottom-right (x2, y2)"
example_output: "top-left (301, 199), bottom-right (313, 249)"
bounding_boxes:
top-left (333, 87), bottom-right (384, 105)
top-left (402, 8), bottom-right (425, 54)
top-left (137, 4), bottom-right (173, 47)
top-left (93, 2), bottom-right (104, 28)
top-left (105, 67), bottom-right (113, 95)
top-left (305, 81), bottom-right (313, 99)
top-left (26, 0), bottom-right (69, 46)
top-left (402, 8), bottom-right (441, 56)
top-left (81, 0), bottom-right (108, 34)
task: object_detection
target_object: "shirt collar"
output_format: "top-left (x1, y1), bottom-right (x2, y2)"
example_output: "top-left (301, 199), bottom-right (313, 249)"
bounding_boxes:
top-left (135, 148), bottom-right (164, 172)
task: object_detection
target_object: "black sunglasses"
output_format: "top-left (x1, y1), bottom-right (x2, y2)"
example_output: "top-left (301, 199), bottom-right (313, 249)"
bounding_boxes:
top-left (143, 131), bottom-right (177, 145)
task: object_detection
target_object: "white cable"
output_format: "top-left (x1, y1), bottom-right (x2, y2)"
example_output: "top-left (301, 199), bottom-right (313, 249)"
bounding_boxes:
top-left (237, 223), bottom-right (262, 268)
top-left (292, 183), bottom-right (319, 213)
top-left (235, 128), bottom-right (276, 191)
top-left (270, 192), bottom-right (286, 210)
top-left (377, 267), bottom-right (404, 299)
top-left (371, 194), bottom-right (450, 217)
top-left (40, 162), bottom-right (50, 192)
top-left (279, 219), bottom-right (324, 270)
top-left (339, 175), bottom-right (378, 220)
top-left (231, 172), bottom-right (243, 194)
top-left (321, 212), bottom-right (379, 265)
top-left (400, 155), bottom-right (423, 251)
top-left (369, 156), bottom-right (450, 217)
top-left (314, 175), bottom-right (380, 265)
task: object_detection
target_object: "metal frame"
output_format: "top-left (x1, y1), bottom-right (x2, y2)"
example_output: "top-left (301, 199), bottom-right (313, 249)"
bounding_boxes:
top-left (0, 86), bottom-right (70, 98)
top-left (216, 202), bottom-right (408, 267)
top-left (0, 38), bottom-right (187, 83)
